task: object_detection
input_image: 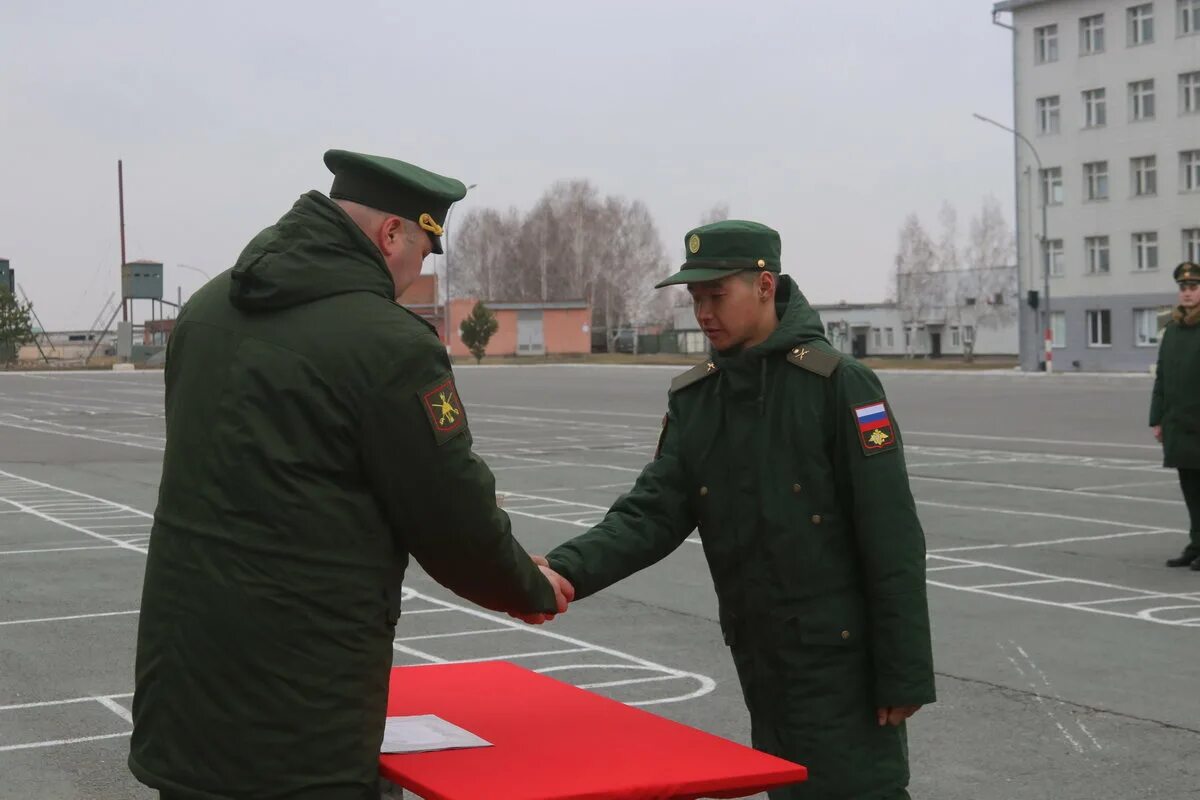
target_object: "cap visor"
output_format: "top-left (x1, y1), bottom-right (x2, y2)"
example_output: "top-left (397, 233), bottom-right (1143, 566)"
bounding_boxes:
top-left (654, 266), bottom-right (742, 289)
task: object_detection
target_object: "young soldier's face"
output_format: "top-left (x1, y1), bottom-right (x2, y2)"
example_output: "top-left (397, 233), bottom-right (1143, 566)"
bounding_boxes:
top-left (688, 274), bottom-right (761, 352)
top-left (1180, 282), bottom-right (1200, 309)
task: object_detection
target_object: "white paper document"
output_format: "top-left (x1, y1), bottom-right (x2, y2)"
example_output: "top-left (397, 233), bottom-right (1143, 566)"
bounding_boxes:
top-left (380, 714), bottom-right (493, 754)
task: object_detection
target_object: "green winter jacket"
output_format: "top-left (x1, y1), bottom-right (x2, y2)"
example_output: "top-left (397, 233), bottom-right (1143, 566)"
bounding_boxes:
top-left (129, 191), bottom-right (556, 800)
top-left (546, 276), bottom-right (935, 800)
top-left (1151, 306), bottom-right (1200, 469)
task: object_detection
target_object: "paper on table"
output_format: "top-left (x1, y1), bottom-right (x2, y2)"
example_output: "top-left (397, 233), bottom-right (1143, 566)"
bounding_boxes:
top-left (381, 714), bottom-right (493, 754)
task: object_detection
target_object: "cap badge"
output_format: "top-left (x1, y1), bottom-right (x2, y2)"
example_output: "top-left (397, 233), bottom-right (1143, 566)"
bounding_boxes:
top-left (688, 234), bottom-right (701, 254)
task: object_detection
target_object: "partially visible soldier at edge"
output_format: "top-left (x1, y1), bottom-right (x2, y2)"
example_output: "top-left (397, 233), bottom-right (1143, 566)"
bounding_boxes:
top-left (1152, 261), bottom-right (1200, 571)
top-left (129, 150), bottom-right (573, 800)
top-left (539, 220), bottom-right (936, 799)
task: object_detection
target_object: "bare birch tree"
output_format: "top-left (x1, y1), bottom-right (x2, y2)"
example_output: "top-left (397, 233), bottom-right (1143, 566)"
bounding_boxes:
top-left (893, 214), bottom-right (940, 358)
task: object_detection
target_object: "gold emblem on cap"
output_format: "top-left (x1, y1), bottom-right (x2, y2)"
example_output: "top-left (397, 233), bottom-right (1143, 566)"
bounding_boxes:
top-left (757, 259), bottom-right (766, 268)
top-left (418, 213), bottom-right (444, 237)
top-left (688, 234), bottom-right (701, 254)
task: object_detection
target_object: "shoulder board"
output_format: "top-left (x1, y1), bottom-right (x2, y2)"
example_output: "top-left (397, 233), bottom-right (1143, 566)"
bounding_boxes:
top-left (670, 360), bottom-right (719, 394)
top-left (785, 344), bottom-right (842, 377)
top-left (394, 301), bottom-right (439, 336)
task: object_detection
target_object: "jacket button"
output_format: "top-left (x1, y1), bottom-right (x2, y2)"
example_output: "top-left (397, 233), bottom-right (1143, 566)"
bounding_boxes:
top-left (699, 486), bottom-right (709, 497)
top-left (811, 514), bottom-right (822, 525)
top-left (792, 483), bottom-right (802, 493)
top-left (841, 630), bottom-right (850, 640)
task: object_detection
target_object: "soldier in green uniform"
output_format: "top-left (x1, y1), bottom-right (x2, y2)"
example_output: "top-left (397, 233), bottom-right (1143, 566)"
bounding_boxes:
top-left (544, 221), bottom-right (935, 799)
top-left (129, 150), bottom-right (573, 800)
top-left (1152, 261), bottom-right (1200, 570)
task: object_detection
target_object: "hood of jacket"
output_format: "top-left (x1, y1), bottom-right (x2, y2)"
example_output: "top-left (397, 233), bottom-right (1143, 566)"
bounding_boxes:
top-left (228, 191), bottom-right (395, 312)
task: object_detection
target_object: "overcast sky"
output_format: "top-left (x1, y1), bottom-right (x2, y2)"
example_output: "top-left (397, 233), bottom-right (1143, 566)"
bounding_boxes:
top-left (1, 0), bottom-right (1015, 330)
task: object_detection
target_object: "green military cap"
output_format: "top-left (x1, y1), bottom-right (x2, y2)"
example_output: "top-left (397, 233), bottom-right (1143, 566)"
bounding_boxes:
top-left (1175, 261), bottom-right (1200, 285)
top-left (324, 149), bottom-right (467, 254)
top-left (655, 220), bottom-right (782, 288)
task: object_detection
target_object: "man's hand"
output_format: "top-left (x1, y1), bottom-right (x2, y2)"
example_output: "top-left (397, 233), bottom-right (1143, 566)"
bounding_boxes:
top-left (1152, 425), bottom-right (1163, 443)
top-left (508, 556), bottom-right (575, 625)
top-left (877, 705), bottom-right (922, 727)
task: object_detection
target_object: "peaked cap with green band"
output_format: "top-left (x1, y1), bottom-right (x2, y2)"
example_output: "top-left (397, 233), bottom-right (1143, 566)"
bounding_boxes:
top-left (655, 219), bottom-right (782, 288)
top-left (1175, 261), bottom-right (1200, 285)
top-left (324, 149), bottom-right (467, 255)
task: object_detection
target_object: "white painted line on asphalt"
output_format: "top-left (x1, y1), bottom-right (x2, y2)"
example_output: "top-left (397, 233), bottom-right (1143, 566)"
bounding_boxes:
top-left (926, 564), bottom-right (985, 572)
top-left (577, 675), bottom-right (683, 691)
top-left (0, 544), bottom-right (121, 557)
top-left (399, 589), bottom-right (716, 707)
top-left (94, 696), bottom-right (134, 724)
top-left (968, 578), bottom-right (1063, 590)
top-left (1073, 593), bottom-right (1200, 606)
top-left (1010, 528), bottom-right (1177, 548)
top-left (394, 628), bottom-right (517, 642)
top-left (398, 608), bottom-right (453, 616)
top-left (474, 403), bottom-right (662, 420)
top-left (929, 555), bottom-right (1200, 627)
top-left (391, 642), bottom-right (447, 663)
top-left (927, 544), bottom-right (1009, 553)
top-left (911, 475), bottom-right (1182, 506)
top-left (906, 430), bottom-right (1159, 450)
top-left (0, 610), bottom-right (138, 627)
top-left (442, 648), bottom-right (591, 665)
top-left (1074, 479), bottom-right (1180, 492)
top-left (0, 693), bottom-right (132, 712)
top-left (916, 499), bottom-right (1161, 530)
top-left (0, 732), bottom-right (129, 753)
top-left (0, 417), bottom-right (165, 451)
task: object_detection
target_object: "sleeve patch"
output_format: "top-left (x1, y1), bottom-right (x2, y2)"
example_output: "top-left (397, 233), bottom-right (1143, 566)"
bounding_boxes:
top-left (852, 400), bottom-right (899, 456)
top-left (419, 375), bottom-right (468, 445)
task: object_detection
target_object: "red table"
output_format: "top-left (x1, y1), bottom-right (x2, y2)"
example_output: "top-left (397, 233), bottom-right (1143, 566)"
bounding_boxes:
top-left (379, 661), bottom-right (806, 800)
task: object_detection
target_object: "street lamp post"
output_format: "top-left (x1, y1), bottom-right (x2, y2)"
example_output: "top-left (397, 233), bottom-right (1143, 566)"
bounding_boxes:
top-left (973, 112), bottom-right (1052, 373)
top-left (442, 183), bottom-right (478, 347)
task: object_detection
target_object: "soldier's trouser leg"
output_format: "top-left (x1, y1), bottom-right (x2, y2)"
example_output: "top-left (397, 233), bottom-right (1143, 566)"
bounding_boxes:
top-left (1180, 469), bottom-right (1200, 554)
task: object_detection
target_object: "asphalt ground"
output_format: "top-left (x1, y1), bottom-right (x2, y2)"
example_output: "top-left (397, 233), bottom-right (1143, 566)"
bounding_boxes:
top-left (0, 365), bottom-right (1197, 800)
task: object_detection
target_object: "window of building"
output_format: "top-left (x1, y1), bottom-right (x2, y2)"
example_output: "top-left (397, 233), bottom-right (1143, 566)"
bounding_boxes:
top-left (1184, 150), bottom-right (1200, 191)
top-left (1041, 167), bottom-right (1064, 205)
top-left (885, 327), bottom-right (894, 348)
top-left (964, 326), bottom-right (976, 345)
top-left (1133, 232), bottom-right (1159, 270)
top-left (1051, 311), bottom-right (1067, 348)
top-left (1037, 96), bottom-right (1061, 134)
top-left (950, 326), bottom-right (961, 347)
top-left (1083, 88), bottom-right (1108, 127)
top-left (1132, 155), bottom-right (1158, 196)
top-left (964, 296), bottom-right (977, 306)
top-left (992, 292), bottom-right (1005, 305)
top-left (1084, 161), bottom-right (1110, 200)
top-left (1134, 308), bottom-right (1168, 346)
top-left (1081, 13), bottom-right (1106, 52)
top-left (1182, 72), bottom-right (1200, 113)
top-left (1180, 0), bottom-right (1200, 35)
top-left (1087, 309), bottom-right (1112, 346)
top-left (1130, 79), bottom-right (1156, 120)
top-left (1035, 24), bottom-right (1060, 62)
top-left (872, 328), bottom-right (881, 348)
top-left (1185, 228), bottom-right (1200, 261)
top-left (1128, 3), bottom-right (1155, 45)
top-left (1086, 236), bottom-right (1111, 273)
top-left (1044, 239), bottom-right (1065, 276)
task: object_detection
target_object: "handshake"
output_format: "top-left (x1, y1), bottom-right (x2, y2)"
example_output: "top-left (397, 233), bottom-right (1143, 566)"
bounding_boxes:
top-left (509, 555), bottom-right (575, 625)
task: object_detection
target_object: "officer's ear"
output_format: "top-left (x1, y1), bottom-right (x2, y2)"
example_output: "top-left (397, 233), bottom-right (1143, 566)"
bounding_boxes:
top-left (758, 272), bottom-right (776, 301)
top-left (378, 216), bottom-right (408, 258)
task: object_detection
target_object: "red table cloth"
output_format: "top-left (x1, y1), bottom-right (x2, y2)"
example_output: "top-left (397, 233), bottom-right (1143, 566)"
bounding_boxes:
top-left (379, 661), bottom-right (806, 800)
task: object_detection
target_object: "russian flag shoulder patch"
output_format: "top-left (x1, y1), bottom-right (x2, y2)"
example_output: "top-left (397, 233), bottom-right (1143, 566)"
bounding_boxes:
top-left (852, 400), bottom-right (898, 455)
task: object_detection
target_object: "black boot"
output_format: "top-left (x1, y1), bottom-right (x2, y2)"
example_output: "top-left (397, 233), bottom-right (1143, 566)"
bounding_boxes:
top-left (1167, 548), bottom-right (1200, 567)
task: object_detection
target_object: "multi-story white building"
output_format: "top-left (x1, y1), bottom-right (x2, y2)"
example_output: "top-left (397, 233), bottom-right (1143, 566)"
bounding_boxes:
top-left (993, 0), bottom-right (1200, 370)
